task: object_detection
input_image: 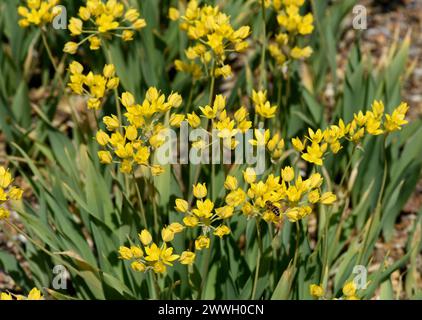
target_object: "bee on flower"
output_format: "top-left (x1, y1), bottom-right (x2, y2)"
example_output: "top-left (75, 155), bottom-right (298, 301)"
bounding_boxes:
top-left (0, 166), bottom-right (24, 220)
top-left (238, 166), bottom-right (336, 224)
top-left (63, 0), bottom-right (147, 54)
top-left (170, 1), bottom-right (250, 80)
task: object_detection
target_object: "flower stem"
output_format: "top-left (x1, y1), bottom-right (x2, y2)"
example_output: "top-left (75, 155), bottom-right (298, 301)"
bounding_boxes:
top-left (199, 245), bottom-right (212, 299)
top-left (259, 0), bottom-right (267, 90)
top-left (357, 137), bottom-right (388, 265)
top-left (41, 30), bottom-right (81, 125)
top-left (132, 173), bottom-right (147, 228)
top-left (251, 218), bottom-right (264, 299)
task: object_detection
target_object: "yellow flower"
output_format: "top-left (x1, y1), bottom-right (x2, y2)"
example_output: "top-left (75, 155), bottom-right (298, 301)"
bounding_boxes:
top-left (285, 207), bottom-right (301, 222)
top-left (385, 102), bottom-right (409, 132)
top-left (301, 142), bottom-right (326, 166)
top-left (125, 126), bottom-right (138, 141)
top-left (169, 114), bottom-right (186, 127)
top-left (0, 292), bottom-right (12, 300)
top-left (18, 0), bottom-right (60, 28)
top-left (87, 98), bottom-right (101, 110)
top-left (175, 199), bottom-right (189, 213)
top-left (179, 251), bottom-right (195, 265)
top-left (0, 208), bottom-right (10, 220)
top-left (103, 115), bottom-right (120, 131)
top-left (309, 284), bottom-right (324, 298)
top-left (281, 166), bottom-right (295, 182)
top-left (122, 30), bottom-right (134, 41)
top-left (130, 246), bottom-right (143, 258)
top-left (151, 165), bottom-right (165, 176)
top-left (98, 151), bottom-right (112, 164)
top-left (292, 137), bottom-right (305, 152)
top-left (0, 167), bottom-right (12, 189)
top-left (69, 17), bottom-right (83, 35)
top-left (63, 42), bottom-right (79, 54)
top-left (224, 176), bottom-right (238, 191)
top-left (195, 235), bottom-right (210, 250)
top-left (96, 130), bottom-right (109, 146)
top-left (308, 189), bottom-right (320, 204)
top-left (8, 187), bottom-right (23, 201)
top-left (215, 206), bottom-right (234, 219)
top-left (183, 215), bottom-right (199, 227)
top-left (192, 199), bottom-right (214, 218)
top-left (131, 261), bottom-right (146, 272)
top-left (103, 64), bottom-right (116, 78)
top-left (133, 19), bottom-right (147, 29)
top-left (119, 246), bottom-right (133, 260)
top-left (121, 92), bottom-right (135, 108)
top-left (169, 222), bottom-right (185, 233)
top-left (120, 160), bottom-right (133, 174)
top-left (138, 229), bottom-right (153, 246)
top-left (65, 2), bottom-right (146, 52)
top-left (187, 112), bottom-right (201, 128)
top-left (225, 188), bottom-right (246, 207)
top-left (161, 227), bottom-right (175, 242)
top-left (27, 288), bottom-right (43, 300)
top-left (290, 46), bottom-right (313, 59)
top-left (256, 101), bottom-right (278, 119)
top-left (168, 93), bottom-right (183, 108)
top-left (169, 7), bottom-right (180, 21)
top-left (320, 192), bottom-right (336, 205)
top-left (243, 168), bottom-right (257, 184)
top-left (199, 105), bottom-right (218, 119)
top-left (125, 9), bottom-right (140, 22)
top-left (193, 183), bottom-right (207, 199)
top-left (213, 225), bottom-right (231, 238)
top-left (342, 281), bottom-right (357, 297)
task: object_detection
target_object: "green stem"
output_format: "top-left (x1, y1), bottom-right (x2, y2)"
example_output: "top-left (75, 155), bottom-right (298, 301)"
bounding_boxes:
top-left (199, 244), bottom-right (212, 299)
top-left (41, 30), bottom-right (81, 125)
top-left (357, 137), bottom-right (388, 265)
top-left (259, 0), bottom-right (267, 90)
top-left (339, 145), bottom-right (357, 188)
top-left (132, 173), bottom-right (147, 228)
top-left (152, 272), bottom-right (161, 299)
top-left (251, 218), bottom-right (264, 299)
top-left (209, 61), bottom-right (216, 201)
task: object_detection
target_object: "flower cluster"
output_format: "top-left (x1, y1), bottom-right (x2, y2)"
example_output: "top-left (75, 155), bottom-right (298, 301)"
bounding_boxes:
top-left (175, 183), bottom-right (233, 250)
top-left (310, 280), bottom-right (363, 300)
top-left (0, 167), bottom-right (24, 220)
top-left (249, 128), bottom-right (286, 162)
top-left (68, 61), bottom-right (119, 110)
top-left (238, 166), bottom-right (336, 224)
top-left (0, 288), bottom-right (43, 300)
top-left (292, 101), bottom-right (409, 166)
top-left (17, 0), bottom-right (60, 28)
top-left (96, 87), bottom-right (183, 175)
top-left (188, 94), bottom-right (252, 150)
top-left (252, 90), bottom-right (278, 119)
top-left (119, 228), bottom-right (195, 274)
top-left (267, 0), bottom-right (314, 65)
top-left (64, 0), bottom-right (147, 54)
top-left (170, 0), bottom-right (250, 79)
